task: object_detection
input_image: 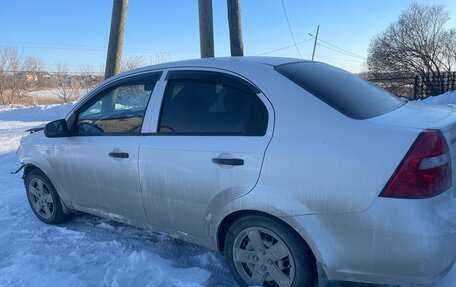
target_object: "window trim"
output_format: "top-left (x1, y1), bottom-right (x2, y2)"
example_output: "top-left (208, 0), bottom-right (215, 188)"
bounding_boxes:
top-left (156, 70), bottom-right (268, 136)
top-left (69, 72), bottom-right (162, 136)
top-left (166, 70), bottom-right (260, 94)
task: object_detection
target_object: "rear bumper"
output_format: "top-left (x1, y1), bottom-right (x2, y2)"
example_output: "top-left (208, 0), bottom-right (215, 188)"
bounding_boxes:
top-left (289, 189), bottom-right (456, 285)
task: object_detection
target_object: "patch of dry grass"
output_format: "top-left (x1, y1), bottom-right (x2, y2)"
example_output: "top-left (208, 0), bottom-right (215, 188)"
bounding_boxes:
top-left (29, 96), bottom-right (68, 105)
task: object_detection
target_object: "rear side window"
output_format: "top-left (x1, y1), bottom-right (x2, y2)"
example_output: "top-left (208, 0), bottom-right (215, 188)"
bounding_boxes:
top-left (275, 62), bottom-right (405, 119)
top-left (158, 77), bottom-right (267, 135)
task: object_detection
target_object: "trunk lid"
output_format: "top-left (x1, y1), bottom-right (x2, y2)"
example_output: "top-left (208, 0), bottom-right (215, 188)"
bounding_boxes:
top-left (367, 102), bottom-right (456, 132)
top-left (368, 102), bottom-right (456, 198)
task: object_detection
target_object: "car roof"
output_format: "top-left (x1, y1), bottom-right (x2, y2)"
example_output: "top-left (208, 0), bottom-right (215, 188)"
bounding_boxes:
top-left (151, 56), bottom-right (302, 68)
top-left (163, 56), bottom-right (301, 66)
top-left (117, 56), bottom-right (306, 78)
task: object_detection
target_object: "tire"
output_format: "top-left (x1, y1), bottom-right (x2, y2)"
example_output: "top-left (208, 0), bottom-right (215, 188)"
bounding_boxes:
top-left (25, 169), bottom-right (70, 224)
top-left (224, 215), bottom-right (317, 287)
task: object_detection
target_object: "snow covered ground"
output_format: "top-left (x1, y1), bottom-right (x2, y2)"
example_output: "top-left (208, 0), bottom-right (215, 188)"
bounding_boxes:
top-left (415, 90), bottom-right (456, 105)
top-left (1, 91), bottom-right (456, 286)
top-left (0, 104), bottom-right (236, 287)
top-left (27, 89), bottom-right (86, 99)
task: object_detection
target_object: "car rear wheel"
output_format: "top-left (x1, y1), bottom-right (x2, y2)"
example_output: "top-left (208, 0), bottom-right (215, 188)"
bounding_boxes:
top-left (25, 169), bottom-right (70, 224)
top-left (224, 215), bottom-right (317, 287)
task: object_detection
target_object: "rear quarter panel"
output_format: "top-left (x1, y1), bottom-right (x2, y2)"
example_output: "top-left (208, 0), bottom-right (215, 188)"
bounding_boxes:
top-left (213, 67), bottom-right (420, 218)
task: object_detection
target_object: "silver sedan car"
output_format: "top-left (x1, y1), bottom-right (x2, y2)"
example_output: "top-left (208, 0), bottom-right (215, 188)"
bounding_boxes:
top-left (17, 57), bottom-right (456, 287)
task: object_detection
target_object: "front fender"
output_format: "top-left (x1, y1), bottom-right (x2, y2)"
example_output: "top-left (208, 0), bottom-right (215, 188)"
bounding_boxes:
top-left (18, 132), bottom-right (73, 209)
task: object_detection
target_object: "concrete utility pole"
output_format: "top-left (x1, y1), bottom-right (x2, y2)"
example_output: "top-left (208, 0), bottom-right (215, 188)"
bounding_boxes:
top-left (104, 0), bottom-right (128, 79)
top-left (311, 25), bottom-right (320, 61)
top-left (198, 0), bottom-right (215, 58)
top-left (227, 0), bottom-right (244, 56)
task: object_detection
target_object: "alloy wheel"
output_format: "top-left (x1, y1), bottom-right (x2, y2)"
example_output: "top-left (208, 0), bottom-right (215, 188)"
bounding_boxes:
top-left (232, 226), bottom-right (295, 287)
top-left (28, 177), bottom-right (55, 219)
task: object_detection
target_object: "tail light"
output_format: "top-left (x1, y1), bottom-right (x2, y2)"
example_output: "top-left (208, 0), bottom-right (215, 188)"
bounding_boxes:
top-left (380, 129), bottom-right (452, 198)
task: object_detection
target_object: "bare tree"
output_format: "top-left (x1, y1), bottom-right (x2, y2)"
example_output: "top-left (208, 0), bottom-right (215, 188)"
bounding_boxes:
top-left (54, 62), bottom-right (80, 103)
top-left (441, 29), bottom-right (456, 71)
top-left (24, 56), bottom-right (44, 90)
top-left (79, 65), bottom-right (102, 94)
top-left (120, 55), bottom-right (147, 72)
top-left (0, 49), bottom-right (7, 105)
top-left (367, 4), bottom-right (456, 77)
top-left (24, 56), bottom-right (43, 72)
top-left (3, 47), bottom-right (30, 103)
top-left (120, 52), bottom-right (170, 72)
top-left (150, 51), bottom-right (170, 65)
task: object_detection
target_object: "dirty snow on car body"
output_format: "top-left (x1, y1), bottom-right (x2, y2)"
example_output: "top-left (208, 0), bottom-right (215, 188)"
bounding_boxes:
top-left (0, 96), bottom-right (455, 286)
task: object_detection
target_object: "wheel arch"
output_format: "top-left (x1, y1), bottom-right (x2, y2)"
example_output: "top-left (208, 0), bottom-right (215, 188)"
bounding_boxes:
top-left (23, 163), bottom-right (40, 179)
top-left (23, 163), bottom-right (74, 214)
top-left (216, 210), bottom-right (317, 263)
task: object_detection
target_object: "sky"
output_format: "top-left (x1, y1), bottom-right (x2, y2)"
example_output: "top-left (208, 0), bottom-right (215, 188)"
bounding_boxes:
top-left (0, 0), bottom-right (455, 73)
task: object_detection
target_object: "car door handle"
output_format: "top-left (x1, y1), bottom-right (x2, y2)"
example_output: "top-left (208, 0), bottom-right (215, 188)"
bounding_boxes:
top-left (212, 158), bottom-right (244, 166)
top-left (108, 152), bottom-right (129, 159)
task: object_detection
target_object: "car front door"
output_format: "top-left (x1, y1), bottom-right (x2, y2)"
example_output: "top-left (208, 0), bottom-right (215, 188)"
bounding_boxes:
top-left (139, 70), bottom-right (273, 237)
top-left (52, 72), bottom-right (162, 224)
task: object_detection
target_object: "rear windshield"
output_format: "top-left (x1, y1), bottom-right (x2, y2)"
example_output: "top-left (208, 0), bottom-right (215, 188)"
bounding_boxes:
top-left (275, 62), bottom-right (405, 119)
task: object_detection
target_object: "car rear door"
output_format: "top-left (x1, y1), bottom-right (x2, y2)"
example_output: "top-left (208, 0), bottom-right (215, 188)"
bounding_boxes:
top-left (139, 69), bottom-right (274, 237)
top-left (52, 72), bottom-right (162, 224)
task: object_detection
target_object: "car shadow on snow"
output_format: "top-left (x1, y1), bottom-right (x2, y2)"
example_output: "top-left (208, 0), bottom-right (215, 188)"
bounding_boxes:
top-left (62, 214), bottom-right (396, 287)
top-left (62, 213), bottom-right (238, 287)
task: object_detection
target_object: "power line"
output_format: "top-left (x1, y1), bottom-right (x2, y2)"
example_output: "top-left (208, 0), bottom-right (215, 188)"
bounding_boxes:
top-left (0, 42), bottom-right (198, 54)
top-left (256, 37), bottom-right (314, 56)
top-left (316, 38), bottom-right (366, 60)
top-left (315, 54), bottom-right (365, 64)
top-left (316, 43), bottom-right (366, 60)
top-left (309, 57), bottom-right (362, 71)
top-left (1, 70), bottom-right (103, 75)
top-left (280, 0), bottom-right (302, 58)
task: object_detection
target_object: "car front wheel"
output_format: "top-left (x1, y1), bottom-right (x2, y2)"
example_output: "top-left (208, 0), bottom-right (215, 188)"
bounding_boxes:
top-left (224, 215), bottom-right (317, 287)
top-left (25, 169), bottom-right (70, 224)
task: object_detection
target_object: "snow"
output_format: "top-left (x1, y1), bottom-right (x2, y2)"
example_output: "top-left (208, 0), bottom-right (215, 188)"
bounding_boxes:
top-left (0, 89), bottom-right (455, 286)
top-left (414, 91), bottom-right (456, 105)
top-left (0, 104), bottom-right (235, 287)
top-left (27, 89), bottom-right (86, 99)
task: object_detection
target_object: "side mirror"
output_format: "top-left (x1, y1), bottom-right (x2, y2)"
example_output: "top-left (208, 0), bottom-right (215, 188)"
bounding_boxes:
top-left (44, 119), bottom-right (69, 138)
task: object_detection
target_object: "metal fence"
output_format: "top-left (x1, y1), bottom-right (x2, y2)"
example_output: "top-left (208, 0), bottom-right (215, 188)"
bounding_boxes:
top-left (366, 74), bottom-right (416, 98)
top-left (366, 72), bottom-right (456, 100)
top-left (413, 72), bottom-right (456, 100)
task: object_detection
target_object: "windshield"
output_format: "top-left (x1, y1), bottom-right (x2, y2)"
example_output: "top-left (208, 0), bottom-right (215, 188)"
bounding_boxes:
top-left (275, 62), bottom-right (406, 120)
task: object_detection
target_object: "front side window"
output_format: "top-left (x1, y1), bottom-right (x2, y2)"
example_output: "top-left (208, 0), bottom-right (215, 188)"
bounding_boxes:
top-left (76, 81), bottom-right (156, 135)
top-left (158, 77), bottom-right (267, 135)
